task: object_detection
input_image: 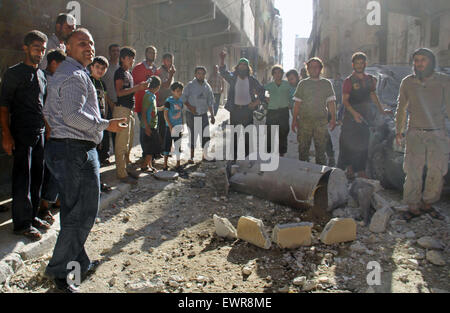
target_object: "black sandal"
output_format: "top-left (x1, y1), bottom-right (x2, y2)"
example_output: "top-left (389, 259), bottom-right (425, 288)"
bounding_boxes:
top-left (14, 226), bottom-right (42, 241)
top-left (101, 183), bottom-right (112, 193)
top-left (401, 207), bottom-right (422, 221)
top-left (421, 206), bottom-right (445, 220)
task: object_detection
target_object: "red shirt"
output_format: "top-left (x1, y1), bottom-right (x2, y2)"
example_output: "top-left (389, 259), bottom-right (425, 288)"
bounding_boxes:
top-left (132, 62), bottom-right (160, 113)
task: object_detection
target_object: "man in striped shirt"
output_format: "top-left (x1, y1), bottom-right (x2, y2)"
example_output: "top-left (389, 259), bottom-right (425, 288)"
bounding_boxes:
top-left (43, 28), bottom-right (126, 293)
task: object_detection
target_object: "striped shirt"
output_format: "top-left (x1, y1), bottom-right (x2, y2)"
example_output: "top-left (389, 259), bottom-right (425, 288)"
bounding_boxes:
top-left (43, 56), bottom-right (110, 144)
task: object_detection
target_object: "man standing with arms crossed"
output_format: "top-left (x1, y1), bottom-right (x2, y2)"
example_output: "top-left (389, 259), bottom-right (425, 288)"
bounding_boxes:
top-left (396, 48), bottom-right (450, 221)
top-left (43, 29), bottom-right (126, 292)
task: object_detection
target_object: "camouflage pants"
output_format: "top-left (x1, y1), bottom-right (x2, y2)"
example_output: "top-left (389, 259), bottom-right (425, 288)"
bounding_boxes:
top-left (297, 120), bottom-right (328, 165)
top-left (403, 129), bottom-right (450, 207)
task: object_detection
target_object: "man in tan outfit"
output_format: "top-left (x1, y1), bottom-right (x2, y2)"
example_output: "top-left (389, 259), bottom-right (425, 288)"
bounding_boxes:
top-left (395, 48), bottom-right (450, 220)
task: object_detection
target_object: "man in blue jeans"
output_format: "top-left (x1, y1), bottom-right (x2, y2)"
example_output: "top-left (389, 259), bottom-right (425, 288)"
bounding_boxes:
top-left (43, 28), bottom-right (126, 293)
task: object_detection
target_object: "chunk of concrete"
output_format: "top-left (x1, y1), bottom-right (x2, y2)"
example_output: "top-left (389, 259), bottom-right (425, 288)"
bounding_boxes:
top-left (237, 216), bottom-right (271, 249)
top-left (319, 218), bottom-right (357, 245)
top-left (426, 250), bottom-right (446, 266)
top-left (0, 261), bottom-right (14, 284)
top-left (2, 253), bottom-right (23, 272)
top-left (213, 215), bottom-right (237, 239)
top-left (272, 222), bottom-right (313, 249)
top-left (353, 178), bottom-right (382, 193)
top-left (371, 192), bottom-right (391, 211)
top-left (417, 236), bottom-right (444, 250)
top-left (369, 207), bottom-right (393, 233)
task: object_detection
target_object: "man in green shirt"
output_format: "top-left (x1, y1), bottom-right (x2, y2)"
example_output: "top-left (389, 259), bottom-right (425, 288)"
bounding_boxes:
top-left (291, 57), bottom-right (337, 165)
top-left (264, 65), bottom-right (291, 156)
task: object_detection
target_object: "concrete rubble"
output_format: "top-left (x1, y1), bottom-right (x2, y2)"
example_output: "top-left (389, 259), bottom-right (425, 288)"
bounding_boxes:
top-left (272, 223), bottom-right (313, 249)
top-left (369, 207), bottom-right (394, 233)
top-left (213, 215), bottom-right (237, 239)
top-left (237, 216), bottom-right (271, 250)
top-left (320, 218), bottom-right (357, 244)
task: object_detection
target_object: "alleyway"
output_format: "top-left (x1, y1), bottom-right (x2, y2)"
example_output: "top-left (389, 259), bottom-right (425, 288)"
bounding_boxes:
top-left (3, 107), bottom-right (449, 293)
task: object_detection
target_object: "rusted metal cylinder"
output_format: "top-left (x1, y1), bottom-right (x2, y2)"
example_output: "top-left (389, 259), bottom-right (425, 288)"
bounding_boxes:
top-left (228, 158), bottom-right (348, 212)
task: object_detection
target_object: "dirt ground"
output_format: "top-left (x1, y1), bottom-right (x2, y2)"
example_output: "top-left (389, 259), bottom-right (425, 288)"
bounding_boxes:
top-left (2, 109), bottom-right (449, 293)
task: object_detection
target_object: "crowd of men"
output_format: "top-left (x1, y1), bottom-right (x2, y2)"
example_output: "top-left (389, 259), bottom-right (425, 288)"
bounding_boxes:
top-left (0, 12), bottom-right (449, 292)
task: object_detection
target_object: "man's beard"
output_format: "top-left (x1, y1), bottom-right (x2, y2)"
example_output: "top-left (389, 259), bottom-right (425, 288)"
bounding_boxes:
top-left (197, 79), bottom-right (204, 84)
top-left (147, 58), bottom-right (155, 63)
top-left (237, 69), bottom-right (249, 77)
top-left (30, 54), bottom-right (42, 65)
top-left (414, 64), bottom-right (434, 81)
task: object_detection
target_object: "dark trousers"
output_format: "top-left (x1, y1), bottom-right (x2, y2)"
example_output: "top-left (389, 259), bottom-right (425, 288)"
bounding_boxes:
top-left (97, 131), bottom-right (110, 163)
top-left (266, 107), bottom-right (290, 155)
top-left (186, 111), bottom-right (210, 150)
top-left (157, 110), bottom-right (166, 151)
top-left (41, 164), bottom-right (58, 203)
top-left (44, 139), bottom-right (100, 279)
top-left (11, 132), bottom-right (45, 231)
top-left (230, 105), bottom-right (254, 160)
top-left (213, 94), bottom-right (221, 116)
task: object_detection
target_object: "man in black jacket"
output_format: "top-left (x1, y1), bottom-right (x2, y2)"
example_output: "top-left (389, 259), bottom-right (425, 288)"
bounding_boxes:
top-left (219, 51), bottom-right (265, 160)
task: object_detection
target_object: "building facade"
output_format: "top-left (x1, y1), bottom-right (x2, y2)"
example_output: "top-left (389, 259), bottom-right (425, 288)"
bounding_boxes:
top-left (0, 0), bottom-right (282, 199)
top-left (308, 0), bottom-right (450, 78)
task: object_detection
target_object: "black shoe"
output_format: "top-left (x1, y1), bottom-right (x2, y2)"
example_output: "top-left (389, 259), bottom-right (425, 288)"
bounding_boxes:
top-left (81, 260), bottom-right (101, 282)
top-left (127, 170), bottom-right (140, 179)
top-left (120, 177), bottom-right (138, 185)
top-left (53, 278), bottom-right (80, 293)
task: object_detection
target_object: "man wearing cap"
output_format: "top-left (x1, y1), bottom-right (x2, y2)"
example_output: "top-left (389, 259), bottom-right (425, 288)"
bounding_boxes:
top-left (396, 48), bottom-right (450, 221)
top-left (219, 51), bottom-right (265, 160)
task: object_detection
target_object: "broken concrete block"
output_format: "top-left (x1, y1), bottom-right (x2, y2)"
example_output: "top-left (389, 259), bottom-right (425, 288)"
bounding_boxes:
top-left (0, 261), bottom-right (14, 285)
top-left (417, 236), bottom-right (444, 250)
top-left (237, 216), bottom-right (271, 249)
top-left (371, 192), bottom-right (391, 211)
top-left (272, 222), bottom-right (313, 249)
top-left (2, 253), bottom-right (23, 272)
top-left (369, 207), bottom-right (393, 233)
top-left (319, 218), bottom-right (357, 245)
top-left (426, 250), bottom-right (446, 266)
top-left (354, 178), bottom-right (382, 193)
top-left (213, 214), bottom-right (237, 239)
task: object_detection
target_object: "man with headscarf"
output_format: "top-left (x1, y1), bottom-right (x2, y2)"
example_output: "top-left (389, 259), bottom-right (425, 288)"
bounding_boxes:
top-left (396, 48), bottom-right (450, 221)
top-left (219, 51), bottom-right (265, 160)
